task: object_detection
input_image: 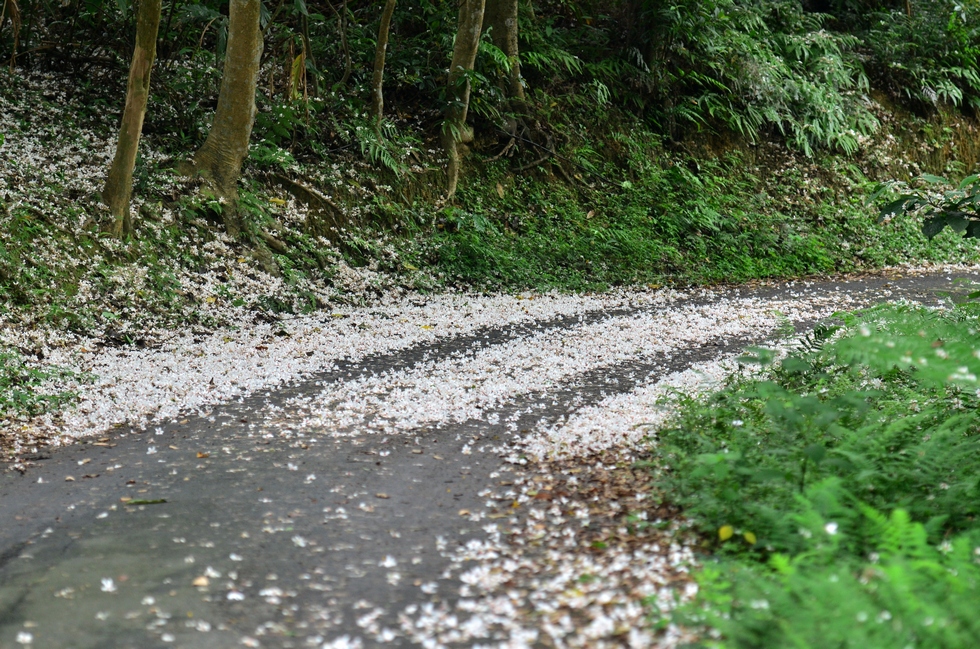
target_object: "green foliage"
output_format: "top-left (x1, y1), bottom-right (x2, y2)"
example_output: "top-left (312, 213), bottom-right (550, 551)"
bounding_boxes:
top-left (860, 1), bottom-right (980, 110)
top-left (0, 350), bottom-right (88, 418)
top-left (653, 301), bottom-right (980, 647)
top-left (395, 148), bottom-right (849, 289)
top-left (874, 173), bottom-right (980, 241)
top-left (649, 0), bottom-right (879, 155)
top-left (835, 301), bottom-right (980, 389)
top-left (691, 526), bottom-right (980, 649)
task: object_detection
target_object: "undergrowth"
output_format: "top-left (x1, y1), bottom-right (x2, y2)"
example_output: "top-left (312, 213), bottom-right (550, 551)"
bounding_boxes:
top-left (651, 299), bottom-right (980, 647)
top-left (0, 350), bottom-right (88, 420)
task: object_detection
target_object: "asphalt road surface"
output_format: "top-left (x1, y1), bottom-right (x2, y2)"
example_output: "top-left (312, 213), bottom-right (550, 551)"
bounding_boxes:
top-left (1, 270), bottom-right (977, 649)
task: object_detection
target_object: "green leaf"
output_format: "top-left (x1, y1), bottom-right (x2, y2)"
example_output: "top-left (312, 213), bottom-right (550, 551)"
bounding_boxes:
top-left (878, 196), bottom-right (916, 221)
top-left (957, 174), bottom-right (979, 190)
top-left (919, 173), bottom-right (948, 185)
top-left (750, 468), bottom-right (788, 483)
top-left (947, 215), bottom-right (970, 234)
top-left (803, 444), bottom-right (826, 464)
top-left (922, 216), bottom-right (947, 239)
top-left (780, 357), bottom-right (812, 375)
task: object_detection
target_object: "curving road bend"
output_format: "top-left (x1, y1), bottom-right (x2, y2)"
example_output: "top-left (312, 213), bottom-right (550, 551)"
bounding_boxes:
top-left (1, 268), bottom-right (977, 649)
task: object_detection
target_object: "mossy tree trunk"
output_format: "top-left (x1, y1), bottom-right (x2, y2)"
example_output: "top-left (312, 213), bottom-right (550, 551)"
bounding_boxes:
top-left (183, 0), bottom-right (263, 237)
top-left (369, 0), bottom-right (397, 131)
top-left (442, 0), bottom-right (486, 199)
top-left (102, 0), bottom-right (162, 238)
top-left (484, 0), bottom-right (523, 104)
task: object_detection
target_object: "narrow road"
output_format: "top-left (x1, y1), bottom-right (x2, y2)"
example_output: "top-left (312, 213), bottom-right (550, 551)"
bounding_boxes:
top-left (1, 269), bottom-right (975, 649)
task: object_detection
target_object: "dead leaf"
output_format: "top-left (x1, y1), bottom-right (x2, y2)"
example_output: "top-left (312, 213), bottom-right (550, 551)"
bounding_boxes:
top-left (458, 509), bottom-right (471, 517)
top-left (197, 452), bottom-right (210, 459)
top-left (64, 476), bottom-right (75, 482)
top-left (375, 493), bottom-right (389, 499)
top-left (495, 182), bottom-right (505, 198)
top-left (169, 445), bottom-right (178, 450)
top-left (192, 576), bottom-right (209, 587)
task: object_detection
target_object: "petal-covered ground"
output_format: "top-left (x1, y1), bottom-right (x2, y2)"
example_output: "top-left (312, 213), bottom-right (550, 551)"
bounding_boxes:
top-left (1, 268), bottom-right (977, 649)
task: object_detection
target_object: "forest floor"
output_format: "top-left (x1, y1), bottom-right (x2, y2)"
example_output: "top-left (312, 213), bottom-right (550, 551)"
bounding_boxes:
top-left (1, 265), bottom-right (976, 649)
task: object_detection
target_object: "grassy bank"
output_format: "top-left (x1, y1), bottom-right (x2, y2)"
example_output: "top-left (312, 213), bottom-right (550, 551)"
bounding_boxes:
top-left (651, 299), bottom-right (980, 647)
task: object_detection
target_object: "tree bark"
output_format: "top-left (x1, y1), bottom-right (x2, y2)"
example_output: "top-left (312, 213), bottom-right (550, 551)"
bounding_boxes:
top-left (102, 0), bottom-right (162, 237)
top-left (442, 0), bottom-right (485, 199)
top-left (369, 0), bottom-right (397, 130)
top-left (484, 0), bottom-right (523, 103)
top-left (183, 0), bottom-right (263, 237)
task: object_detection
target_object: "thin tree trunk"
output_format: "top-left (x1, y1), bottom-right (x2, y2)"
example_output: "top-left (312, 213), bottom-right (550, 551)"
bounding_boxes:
top-left (300, 13), bottom-right (317, 94)
top-left (160, 0), bottom-right (179, 59)
top-left (102, 0), bottom-right (162, 237)
top-left (442, 0), bottom-right (485, 199)
top-left (484, 0), bottom-right (523, 103)
top-left (325, 0), bottom-right (352, 86)
top-left (182, 0), bottom-right (263, 237)
top-left (4, 0), bottom-right (21, 73)
top-left (369, 0), bottom-right (396, 130)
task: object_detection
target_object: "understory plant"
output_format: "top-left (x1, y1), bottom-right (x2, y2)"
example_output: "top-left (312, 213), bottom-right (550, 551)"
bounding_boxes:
top-left (651, 300), bottom-right (980, 647)
top-left (0, 350), bottom-right (88, 419)
top-left (874, 172), bottom-right (980, 240)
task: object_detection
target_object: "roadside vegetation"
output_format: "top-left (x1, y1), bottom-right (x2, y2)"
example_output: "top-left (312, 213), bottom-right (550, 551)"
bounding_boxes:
top-left (651, 295), bottom-right (980, 647)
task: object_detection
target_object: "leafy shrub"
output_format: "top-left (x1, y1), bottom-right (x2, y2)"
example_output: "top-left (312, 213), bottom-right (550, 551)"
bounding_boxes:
top-left (861, 1), bottom-right (980, 110)
top-left (653, 301), bottom-right (980, 647)
top-left (0, 350), bottom-right (87, 418)
top-left (646, 0), bottom-right (878, 155)
top-left (874, 172), bottom-right (980, 240)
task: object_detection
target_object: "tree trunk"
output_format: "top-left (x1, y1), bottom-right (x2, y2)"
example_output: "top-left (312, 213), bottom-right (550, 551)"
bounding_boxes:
top-left (484, 0), bottom-right (523, 103)
top-left (183, 0), bottom-right (263, 237)
top-left (369, 0), bottom-right (397, 130)
top-left (102, 0), bottom-right (162, 238)
top-left (442, 0), bottom-right (485, 199)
